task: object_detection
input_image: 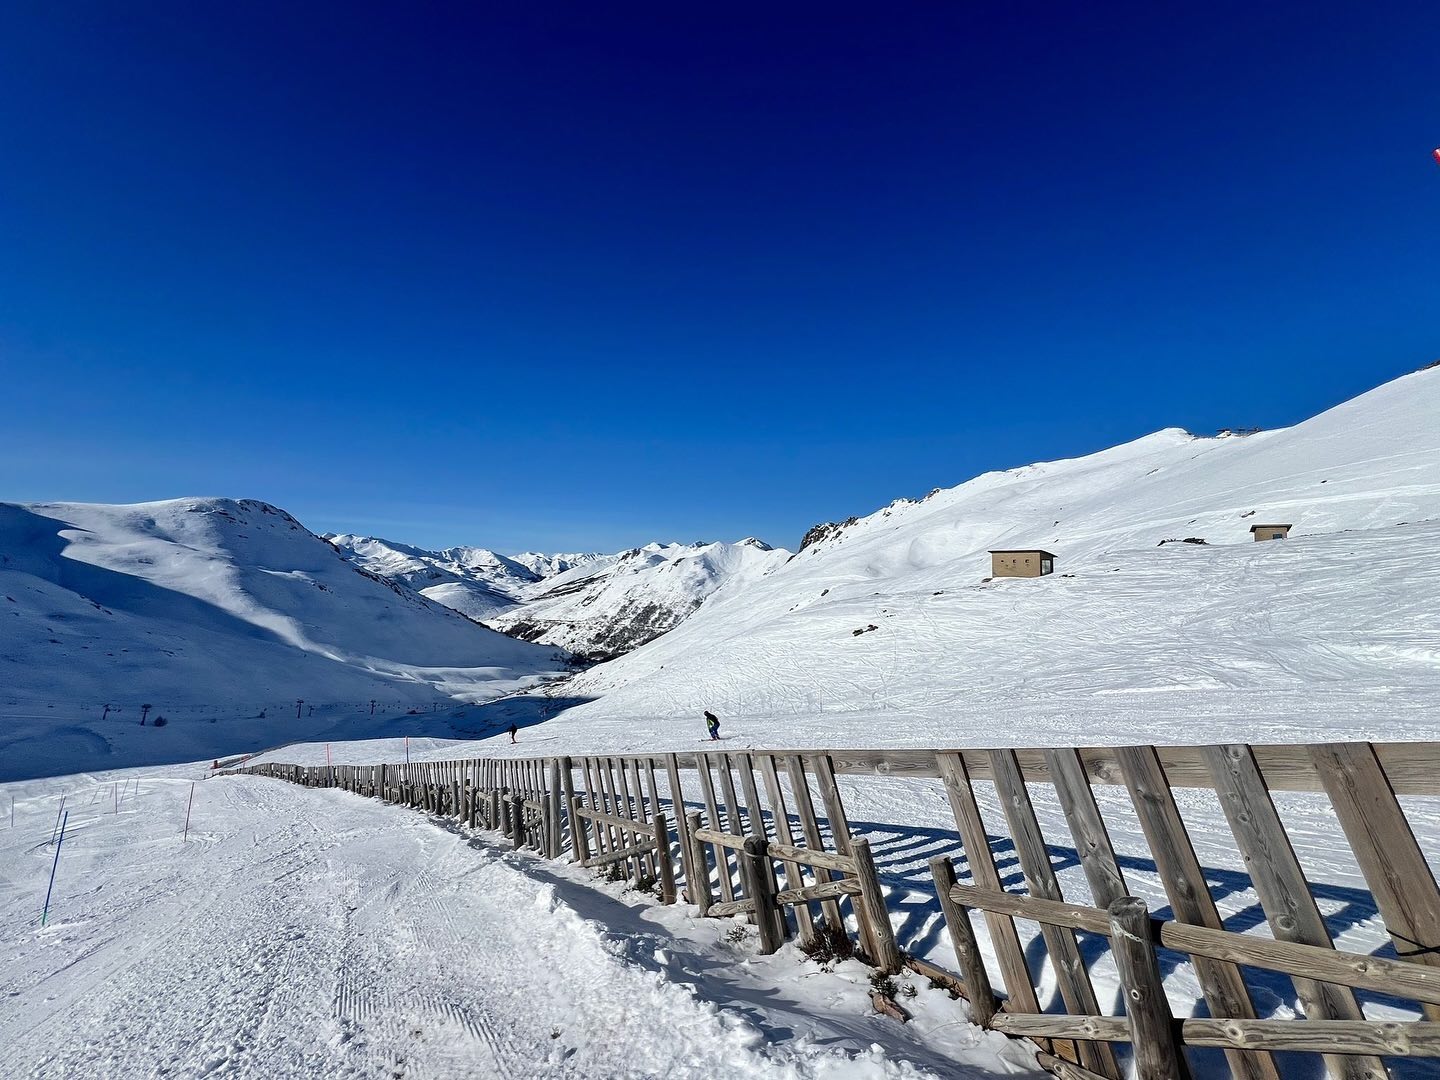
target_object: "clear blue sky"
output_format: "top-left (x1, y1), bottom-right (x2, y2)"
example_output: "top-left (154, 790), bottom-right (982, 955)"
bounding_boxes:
top-left (1, 2), bottom-right (1435, 552)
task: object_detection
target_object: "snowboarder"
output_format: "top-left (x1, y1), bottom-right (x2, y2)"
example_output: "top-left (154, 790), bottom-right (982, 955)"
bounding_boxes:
top-left (704, 710), bottom-right (720, 741)
top-left (508, 723), bottom-right (518, 744)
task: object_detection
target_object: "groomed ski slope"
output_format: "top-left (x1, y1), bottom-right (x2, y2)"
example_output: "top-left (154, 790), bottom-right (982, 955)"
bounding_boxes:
top-left (0, 768), bottom-right (1040, 1079)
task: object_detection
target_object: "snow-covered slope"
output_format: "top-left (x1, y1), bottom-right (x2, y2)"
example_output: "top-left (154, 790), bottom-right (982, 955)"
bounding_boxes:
top-left (486, 539), bottom-right (792, 661)
top-left (325, 534), bottom-right (542, 621)
top-left (549, 366), bottom-right (1440, 743)
top-left (0, 499), bottom-right (566, 775)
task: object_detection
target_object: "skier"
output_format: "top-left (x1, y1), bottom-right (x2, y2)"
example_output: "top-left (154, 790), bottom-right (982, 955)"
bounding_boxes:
top-left (508, 722), bottom-right (518, 744)
top-left (704, 710), bottom-right (720, 741)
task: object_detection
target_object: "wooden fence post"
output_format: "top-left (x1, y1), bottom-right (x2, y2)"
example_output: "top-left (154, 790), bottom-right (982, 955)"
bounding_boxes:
top-left (548, 759), bottom-right (563, 858)
top-left (510, 794), bottom-right (525, 850)
top-left (929, 854), bottom-right (998, 1027)
top-left (560, 757), bottom-right (577, 857)
top-left (850, 838), bottom-right (901, 974)
top-left (571, 796), bottom-right (591, 863)
top-left (1109, 896), bottom-right (1191, 1080)
top-left (686, 810), bottom-right (713, 916)
top-left (654, 810), bottom-right (676, 904)
top-left (740, 835), bottom-right (784, 953)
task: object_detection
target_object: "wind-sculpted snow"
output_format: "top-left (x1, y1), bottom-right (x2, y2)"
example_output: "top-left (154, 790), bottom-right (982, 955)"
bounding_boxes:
top-left (550, 366), bottom-right (1440, 744)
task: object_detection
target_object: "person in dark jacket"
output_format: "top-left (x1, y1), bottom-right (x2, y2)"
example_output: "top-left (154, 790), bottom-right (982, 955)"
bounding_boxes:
top-left (508, 723), bottom-right (518, 744)
top-left (704, 710), bottom-right (720, 741)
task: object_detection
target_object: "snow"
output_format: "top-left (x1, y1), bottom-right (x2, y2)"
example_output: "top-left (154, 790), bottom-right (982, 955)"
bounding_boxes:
top-left (0, 498), bottom-right (566, 779)
top-left (0, 766), bottom-right (1040, 1078)
top-left (548, 366), bottom-right (1440, 744)
top-left (487, 538), bottom-right (791, 660)
top-left (5, 368), bottom-right (1440, 1076)
top-left (225, 367), bottom-right (1440, 1075)
top-left (326, 533), bottom-right (544, 621)
top-left (510, 550), bottom-right (609, 579)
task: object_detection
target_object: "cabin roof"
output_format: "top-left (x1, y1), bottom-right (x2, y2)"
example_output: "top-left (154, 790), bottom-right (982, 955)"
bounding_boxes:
top-left (1248, 524), bottom-right (1293, 532)
top-left (988, 549), bottom-right (1056, 558)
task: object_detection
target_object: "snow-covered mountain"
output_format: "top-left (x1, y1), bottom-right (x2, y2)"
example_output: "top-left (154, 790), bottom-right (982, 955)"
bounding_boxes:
top-left (0, 498), bottom-right (568, 776)
top-left (325, 533), bottom-right (541, 621)
top-left (486, 539), bottom-right (791, 661)
top-left (329, 532), bottom-right (788, 662)
top-left (547, 365), bottom-right (1440, 745)
top-left (509, 551), bottom-right (607, 579)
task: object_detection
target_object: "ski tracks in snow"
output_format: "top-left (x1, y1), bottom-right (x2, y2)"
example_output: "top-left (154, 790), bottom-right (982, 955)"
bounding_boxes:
top-left (0, 774), bottom-right (1014, 1079)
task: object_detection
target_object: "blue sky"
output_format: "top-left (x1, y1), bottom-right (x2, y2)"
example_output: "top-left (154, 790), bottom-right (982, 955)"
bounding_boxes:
top-left (1, 2), bottom-right (1435, 552)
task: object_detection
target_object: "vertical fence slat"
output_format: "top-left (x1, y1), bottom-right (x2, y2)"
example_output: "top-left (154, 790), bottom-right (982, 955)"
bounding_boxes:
top-left (1116, 745), bottom-right (1280, 1080)
top-left (783, 754), bottom-right (847, 935)
top-left (665, 753), bottom-right (698, 902)
top-left (935, 751), bottom-right (1049, 1026)
top-left (695, 755), bottom-right (737, 904)
top-left (990, 750), bottom-right (1122, 1079)
top-left (1044, 748), bottom-right (1130, 909)
top-left (1311, 742), bottom-right (1440, 1022)
top-left (810, 752), bottom-right (883, 964)
top-left (1204, 744), bottom-right (1388, 1080)
top-left (757, 753), bottom-right (817, 944)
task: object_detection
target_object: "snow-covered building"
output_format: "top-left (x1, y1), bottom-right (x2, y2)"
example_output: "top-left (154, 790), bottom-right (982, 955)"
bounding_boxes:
top-left (988, 549), bottom-right (1055, 578)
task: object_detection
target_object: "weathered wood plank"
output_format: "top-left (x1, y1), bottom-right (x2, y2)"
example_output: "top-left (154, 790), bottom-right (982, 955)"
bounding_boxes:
top-left (776, 878), bottom-right (863, 905)
top-left (1116, 744), bottom-right (1279, 1080)
top-left (707, 896), bottom-right (758, 919)
top-left (783, 754), bottom-right (846, 933)
top-left (757, 753), bottom-right (817, 943)
top-left (1109, 896), bottom-right (1192, 1079)
top-left (676, 743), bottom-right (1440, 795)
top-left (1203, 743), bottom-right (1387, 1080)
top-left (929, 855), bottom-right (998, 1027)
top-left (995, 1012), bottom-right (1440, 1057)
top-left (581, 838), bottom-right (657, 870)
top-left (1044, 747), bottom-right (1128, 908)
top-left (692, 826), bottom-right (748, 849)
top-left (936, 751), bottom-right (1046, 1018)
top-left (695, 756), bottom-right (737, 904)
top-left (577, 805), bottom-right (664, 832)
top-left (737, 753), bottom-right (769, 842)
top-left (741, 835), bottom-right (785, 952)
top-left (765, 840), bottom-right (858, 875)
top-left (1034, 1051), bottom-right (1113, 1080)
top-left (684, 808), bottom-right (714, 915)
top-left (666, 753), bottom-right (699, 902)
top-left (989, 750), bottom-right (1121, 1078)
top-left (811, 752), bottom-right (883, 963)
top-left (1312, 742), bottom-right (1440, 1022)
top-left (944, 882), bottom-right (1440, 1005)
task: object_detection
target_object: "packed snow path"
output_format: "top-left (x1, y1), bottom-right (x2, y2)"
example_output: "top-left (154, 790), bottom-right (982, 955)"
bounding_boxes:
top-left (0, 770), bottom-right (1041, 1079)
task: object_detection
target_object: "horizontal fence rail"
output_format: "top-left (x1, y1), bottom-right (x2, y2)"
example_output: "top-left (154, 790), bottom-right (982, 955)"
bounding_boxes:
top-left (232, 740), bottom-right (1440, 1080)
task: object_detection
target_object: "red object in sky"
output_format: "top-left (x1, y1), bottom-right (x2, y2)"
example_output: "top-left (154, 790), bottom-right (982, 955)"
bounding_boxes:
top-left (1433, 148), bottom-right (1440, 166)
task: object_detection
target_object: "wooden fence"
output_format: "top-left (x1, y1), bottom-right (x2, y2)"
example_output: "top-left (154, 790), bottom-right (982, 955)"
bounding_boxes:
top-left (233, 741), bottom-right (1440, 1079)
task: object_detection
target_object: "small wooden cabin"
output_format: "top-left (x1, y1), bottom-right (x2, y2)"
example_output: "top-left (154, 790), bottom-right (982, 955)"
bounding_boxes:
top-left (989, 549), bottom-right (1055, 578)
top-left (1249, 523), bottom-right (1292, 542)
